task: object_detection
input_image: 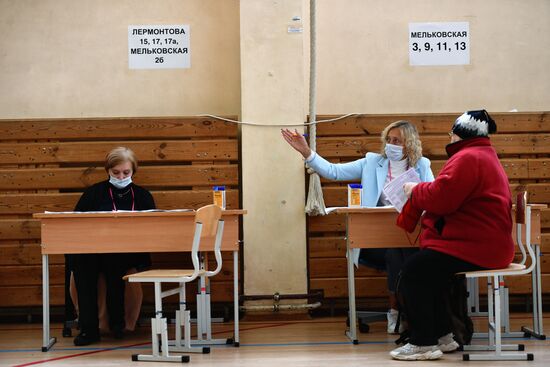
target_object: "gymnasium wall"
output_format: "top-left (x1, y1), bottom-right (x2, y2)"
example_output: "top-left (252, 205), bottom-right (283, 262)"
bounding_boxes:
top-left (312, 0), bottom-right (550, 113)
top-left (1, 1), bottom-right (548, 118)
top-left (0, 0), bottom-right (548, 308)
top-left (0, 0), bottom-right (241, 118)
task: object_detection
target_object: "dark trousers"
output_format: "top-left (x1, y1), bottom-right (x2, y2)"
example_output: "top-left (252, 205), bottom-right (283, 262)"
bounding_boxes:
top-left (399, 249), bottom-right (483, 346)
top-left (72, 253), bottom-right (128, 335)
top-left (359, 248), bottom-right (418, 293)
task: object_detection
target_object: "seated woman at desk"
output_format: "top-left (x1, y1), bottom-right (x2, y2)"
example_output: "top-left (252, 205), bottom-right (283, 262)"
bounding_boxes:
top-left (281, 120), bottom-right (434, 333)
top-left (69, 146), bottom-right (156, 346)
top-left (392, 110), bottom-right (514, 360)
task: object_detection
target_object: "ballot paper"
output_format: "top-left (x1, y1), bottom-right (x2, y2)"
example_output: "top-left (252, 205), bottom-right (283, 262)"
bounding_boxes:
top-left (382, 168), bottom-right (421, 212)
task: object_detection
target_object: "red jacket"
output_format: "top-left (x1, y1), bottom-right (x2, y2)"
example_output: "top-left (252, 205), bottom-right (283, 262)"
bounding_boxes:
top-left (410, 137), bottom-right (514, 269)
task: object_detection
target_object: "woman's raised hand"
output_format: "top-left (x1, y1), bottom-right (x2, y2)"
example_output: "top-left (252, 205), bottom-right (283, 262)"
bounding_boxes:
top-left (281, 128), bottom-right (312, 159)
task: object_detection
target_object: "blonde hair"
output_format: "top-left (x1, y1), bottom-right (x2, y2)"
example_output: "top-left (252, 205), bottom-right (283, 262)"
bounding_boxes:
top-left (380, 121), bottom-right (423, 167)
top-left (104, 147), bottom-right (138, 173)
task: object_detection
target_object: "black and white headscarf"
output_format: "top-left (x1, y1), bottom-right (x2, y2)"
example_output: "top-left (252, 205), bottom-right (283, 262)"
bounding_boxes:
top-left (452, 109), bottom-right (497, 140)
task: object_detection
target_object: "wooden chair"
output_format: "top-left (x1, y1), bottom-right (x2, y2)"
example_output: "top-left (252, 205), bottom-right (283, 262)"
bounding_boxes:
top-left (460, 192), bottom-right (535, 361)
top-left (124, 204), bottom-right (224, 363)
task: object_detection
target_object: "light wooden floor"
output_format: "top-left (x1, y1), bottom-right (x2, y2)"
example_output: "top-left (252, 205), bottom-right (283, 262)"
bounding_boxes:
top-left (1, 314), bottom-right (549, 366)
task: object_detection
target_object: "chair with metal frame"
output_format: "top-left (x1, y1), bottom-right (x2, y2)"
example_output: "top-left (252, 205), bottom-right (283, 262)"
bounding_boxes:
top-left (124, 204), bottom-right (224, 363)
top-left (466, 247), bottom-right (546, 341)
top-left (460, 192), bottom-right (535, 361)
top-left (186, 254), bottom-right (234, 346)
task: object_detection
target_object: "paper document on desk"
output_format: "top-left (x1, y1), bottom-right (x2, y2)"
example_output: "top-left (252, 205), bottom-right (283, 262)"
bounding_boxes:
top-left (382, 168), bottom-right (421, 212)
top-left (325, 206), bottom-right (394, 214)
top-left (325, 207), bottom-right (349, 214)
top-left (43, 209), bottom-right (193, 214)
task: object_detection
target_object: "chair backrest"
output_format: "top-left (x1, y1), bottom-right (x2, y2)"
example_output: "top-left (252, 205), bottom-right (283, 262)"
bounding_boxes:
top-left (513, 191), bottom-right (536, 274)
top-left (515, 191), bottom-right (527, 265)
top-left (195, 204), bottom-right (222, 238)
top-left (515, 191), bottom-right (526, 225)
top-left (188, 204), bottom-right (225, 280)
top-left (463, 191), bottom-right (536, 278)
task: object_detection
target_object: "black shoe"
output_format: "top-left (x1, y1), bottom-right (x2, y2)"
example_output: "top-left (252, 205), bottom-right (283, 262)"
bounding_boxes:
top-left (74, 331), bottom-right (100, 346)
top-left (113, 328), bottom-right (125, 340)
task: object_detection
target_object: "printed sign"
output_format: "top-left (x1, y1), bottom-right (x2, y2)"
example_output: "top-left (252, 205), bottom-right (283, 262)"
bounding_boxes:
top-left (128, 25), bottom-right (190, 69)
top-left (409, 22), bottom-right (469, 66)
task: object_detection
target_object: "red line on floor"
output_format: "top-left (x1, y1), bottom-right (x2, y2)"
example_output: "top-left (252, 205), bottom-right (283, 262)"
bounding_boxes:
top-left (12, 342), bottom-right (149, 367)
top-left (11, 322), bottom-right (298, 367)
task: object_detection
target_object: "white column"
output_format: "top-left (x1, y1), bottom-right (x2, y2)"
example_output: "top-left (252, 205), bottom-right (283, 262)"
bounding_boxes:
top-left (240, 0), bottom-right (308, 300)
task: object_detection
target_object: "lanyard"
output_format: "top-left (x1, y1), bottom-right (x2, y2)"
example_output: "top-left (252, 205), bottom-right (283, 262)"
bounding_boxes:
top-left (109, 187), bottom-right (135, 211)
top-left (388, 160), bottom-right (410, 181)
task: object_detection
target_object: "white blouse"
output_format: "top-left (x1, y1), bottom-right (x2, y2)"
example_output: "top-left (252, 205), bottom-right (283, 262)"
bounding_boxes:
top-left (378, 158), bottom-right (409, 206)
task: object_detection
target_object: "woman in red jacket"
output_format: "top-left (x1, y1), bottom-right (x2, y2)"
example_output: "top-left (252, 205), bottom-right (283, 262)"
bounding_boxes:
top-left (390, 110), bottom-right (515, 361)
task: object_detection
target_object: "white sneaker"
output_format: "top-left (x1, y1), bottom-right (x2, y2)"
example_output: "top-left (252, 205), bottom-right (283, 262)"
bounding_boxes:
top-left (438, 333), bottom-right (459, 353)
top-left (387, 309), bottom-right (404, 334)
top-left (390, 343), bottom-right (443, 361)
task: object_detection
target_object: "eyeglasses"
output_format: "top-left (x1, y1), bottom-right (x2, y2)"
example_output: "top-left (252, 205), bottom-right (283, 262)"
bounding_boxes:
top-left (448, 131), bottom-right (454, 138)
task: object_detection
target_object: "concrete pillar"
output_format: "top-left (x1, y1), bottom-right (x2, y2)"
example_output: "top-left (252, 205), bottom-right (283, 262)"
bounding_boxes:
top-left (240, 0), bottom-right (308, 304)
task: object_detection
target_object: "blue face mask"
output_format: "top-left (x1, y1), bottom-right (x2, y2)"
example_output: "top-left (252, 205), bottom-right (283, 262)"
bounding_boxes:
top-left (385, 143), bottom-right (404, 161)
top-left (109, 175), bottom-right (132, 189)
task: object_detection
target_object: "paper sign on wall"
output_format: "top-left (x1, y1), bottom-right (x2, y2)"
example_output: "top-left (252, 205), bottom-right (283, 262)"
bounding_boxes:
top-left (409, 22), bottom-right (469, 66)
top-left (128, 25), bottom-right (190, 69)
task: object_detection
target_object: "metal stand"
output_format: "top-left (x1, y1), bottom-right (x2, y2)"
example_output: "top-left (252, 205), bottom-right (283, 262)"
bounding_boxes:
top-left (345, 245), bottom-right (359, 344)
top-left (355, 311), bottom-right (387, 333)
top-left (42, 254), bottom-right (57, 352)
top-left (521, 244), bottom-right (546, 340)
top-left (132, 283), bottom-right (191, 363)
top-left (463, 204), bottom-right (536, 361)
top-left (463, 276), bottom-right (533, 361)
top-left (168, 282), bottom-right (210, 354)
top-left (471, 279), bottom-right (525, 339)
top-left (467, 246), bottom-right (545, 341)
top-left (192, 255), bottom-right (234, 345)
top-left (467, 278), bottom-right (488, 317)
top-left (168, 251), bottom-right (238, 348)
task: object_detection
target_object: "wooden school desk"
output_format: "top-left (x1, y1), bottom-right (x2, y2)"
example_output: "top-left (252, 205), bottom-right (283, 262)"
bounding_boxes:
top-left (33, 209), bottom-right (246, 352)
top-left (332, 205), bottom-right (545, 344)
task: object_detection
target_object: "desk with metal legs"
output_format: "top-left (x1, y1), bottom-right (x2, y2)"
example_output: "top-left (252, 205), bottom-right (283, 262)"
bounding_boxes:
top-left (34, 210), bottom-right (246, 352)
top-left (333, 207), bottom-right (417, 344)
top-left (333, 205), bottom-right (545, 344)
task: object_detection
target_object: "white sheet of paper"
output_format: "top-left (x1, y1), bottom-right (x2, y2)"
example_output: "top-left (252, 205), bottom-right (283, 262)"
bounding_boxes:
top-left (325, 205), bottom-right (394, 214)
top-left (43, 209), bottom-right (193, 214)
top-left (382, 168), bottom-right (421, 212)
top-left (324, 207), bottom-right (349, 214)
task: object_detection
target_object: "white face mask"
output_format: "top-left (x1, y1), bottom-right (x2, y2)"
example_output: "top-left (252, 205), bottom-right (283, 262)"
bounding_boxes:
top-left (385, 143), bottom-right (404, 161)
top-left (109, 175), bottom-right (132, 189)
